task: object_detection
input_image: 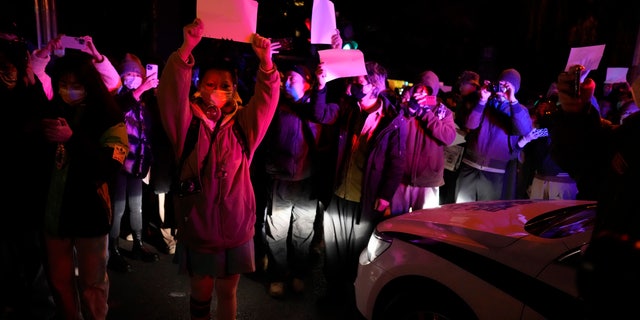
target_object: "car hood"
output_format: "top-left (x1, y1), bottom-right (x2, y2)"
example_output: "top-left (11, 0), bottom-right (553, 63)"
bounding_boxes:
top-left (376, 200), bottom-right (596, 248)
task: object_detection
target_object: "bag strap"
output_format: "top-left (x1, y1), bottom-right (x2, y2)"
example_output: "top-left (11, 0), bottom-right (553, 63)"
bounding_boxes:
top-left (176, 116), bottom-right (200, 174)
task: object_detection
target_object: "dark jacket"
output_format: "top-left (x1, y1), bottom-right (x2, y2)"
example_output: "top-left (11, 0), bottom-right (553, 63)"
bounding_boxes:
top-left (262, 90), bottom-right (323, 181)
top-left (310, 87), bottom-right (408, 223)
top-left (44, 100), bottom-right (127, 237)
top-left (401, 101), bottom-right (456, 187)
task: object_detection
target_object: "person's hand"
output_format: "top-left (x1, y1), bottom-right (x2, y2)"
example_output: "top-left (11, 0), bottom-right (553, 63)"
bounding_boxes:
top-left (251, 33), bottom-right (274, 72)
top-left (557, 65), bottom-right (594, 113)
top-left (316, 62), bottom-right (328, 90)
top-left (502, 82), bottom-right (517, 102)
top-left (270, 40), bottom-right (282, 57)
top-left (479, 81), bottom-right (492, 103)
top-left (24, 51), bottom-right (35, 85)
top-left (132, 76), bottom-right (159, 100)
top-left (35, 36), bottom-right (63, 59)
top-left (42, 118), bottom-right (73, 143)
top-left (180, 18), bottom-right (204, 59)
top-left (78, 36), bottom-right (104, 62)
top-left (331, 29), bottom-right (343, 49)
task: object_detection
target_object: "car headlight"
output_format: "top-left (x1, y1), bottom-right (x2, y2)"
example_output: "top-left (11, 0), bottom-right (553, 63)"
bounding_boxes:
top-left (359, 230), bottom-right (392, 265)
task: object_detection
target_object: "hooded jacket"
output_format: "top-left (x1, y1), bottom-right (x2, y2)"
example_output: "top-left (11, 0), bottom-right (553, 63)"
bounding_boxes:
top-left (157, 51), bottom-right (280, 253)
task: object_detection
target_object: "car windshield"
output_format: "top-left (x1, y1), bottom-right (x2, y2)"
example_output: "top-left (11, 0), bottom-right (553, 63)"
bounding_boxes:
top-left (524, 203), bottom-right (597, 239)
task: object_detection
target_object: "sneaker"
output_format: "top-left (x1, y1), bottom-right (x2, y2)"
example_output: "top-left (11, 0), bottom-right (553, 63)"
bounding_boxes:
top-left (291, 278), bottom-right (304, 293)
top-left (268, 282), bottom-right (285, 298)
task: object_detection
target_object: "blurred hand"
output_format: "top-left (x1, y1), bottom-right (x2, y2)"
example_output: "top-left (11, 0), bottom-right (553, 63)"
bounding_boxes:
top-left (331, 29), bottom-right (343, 49)
top-left (316, 62), bottom-right (328, 89)
top-left (42, 118), bottom-right (73, 143)
top-left (79, 36), bottom-right (103, 61)
top-left (557, 65), bottom-right (594, 113)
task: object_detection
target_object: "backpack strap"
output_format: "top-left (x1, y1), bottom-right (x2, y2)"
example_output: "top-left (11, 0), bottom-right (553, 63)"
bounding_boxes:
top-left (232, 121), bottom-right (249, 157)
top-left (177, 116), bottom-right (200, 173)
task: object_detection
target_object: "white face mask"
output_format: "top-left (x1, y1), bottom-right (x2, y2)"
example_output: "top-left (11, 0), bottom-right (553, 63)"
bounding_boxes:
top-left (208, 90), bottom-right (233, 108)
top-left (123, 75), bottom-right (143, 90)
top-left (59, 87), bottom-right (87, 105)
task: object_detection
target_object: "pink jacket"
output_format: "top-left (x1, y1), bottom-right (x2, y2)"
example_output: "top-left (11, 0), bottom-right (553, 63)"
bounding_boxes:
top-left (157, 51), bottom-right (280, 253)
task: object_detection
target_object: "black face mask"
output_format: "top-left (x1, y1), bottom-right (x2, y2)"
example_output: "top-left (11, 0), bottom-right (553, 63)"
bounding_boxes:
top-left (350, 83), bottom-right (367, 100)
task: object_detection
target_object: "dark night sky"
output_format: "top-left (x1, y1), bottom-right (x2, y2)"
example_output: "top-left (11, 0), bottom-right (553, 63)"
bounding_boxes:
top-left (5, 0), bottom-right (639, 101)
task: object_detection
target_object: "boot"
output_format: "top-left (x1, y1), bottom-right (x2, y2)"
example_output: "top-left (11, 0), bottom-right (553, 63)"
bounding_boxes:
top-left (108, 237), bottom-right (131, 273)
top-left (131, 232), bottom-right (159, 262)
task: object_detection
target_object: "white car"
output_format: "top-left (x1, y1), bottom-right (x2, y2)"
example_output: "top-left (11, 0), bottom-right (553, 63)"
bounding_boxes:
top-left (355, 199), bottom-right (597, 320)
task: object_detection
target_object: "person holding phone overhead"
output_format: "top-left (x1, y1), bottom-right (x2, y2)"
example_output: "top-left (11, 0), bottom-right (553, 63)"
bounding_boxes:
top-left (107, 53), bottom-right (161, 273)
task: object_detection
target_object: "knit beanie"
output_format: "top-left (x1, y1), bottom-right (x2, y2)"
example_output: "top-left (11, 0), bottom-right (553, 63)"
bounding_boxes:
top-left (418, 70), bottom-right (440, 96)
top-left (458, 70), bottom-right (480, 87)
top-left (119, 53), bottom-right (145, 77)
top-left (498, 68), bottom-right (521, 93)
top-left (288, 64), bottom-right (313, 84)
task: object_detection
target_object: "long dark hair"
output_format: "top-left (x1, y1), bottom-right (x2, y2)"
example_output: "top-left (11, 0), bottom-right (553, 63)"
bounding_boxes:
top-left (48, 51), bottom-right (121, 116)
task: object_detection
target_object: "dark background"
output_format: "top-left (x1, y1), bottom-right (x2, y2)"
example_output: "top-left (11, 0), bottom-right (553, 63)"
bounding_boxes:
top-left (5, 0), bottom-right (639, 102)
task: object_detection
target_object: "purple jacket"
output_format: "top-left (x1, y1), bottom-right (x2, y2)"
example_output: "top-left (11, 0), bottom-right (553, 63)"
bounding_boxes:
top-left (464, 98), bottom-right (532, 170)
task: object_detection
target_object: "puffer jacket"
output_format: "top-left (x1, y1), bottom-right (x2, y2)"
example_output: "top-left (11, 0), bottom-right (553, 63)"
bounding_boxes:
top-left (116, 89), bottom-right (153, 178)
top-left (157, 51), bottom-right (280, 253)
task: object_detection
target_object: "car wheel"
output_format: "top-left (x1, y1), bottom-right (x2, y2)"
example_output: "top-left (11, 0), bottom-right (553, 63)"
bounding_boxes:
top-left (373, 277), bottom-right (476, 320)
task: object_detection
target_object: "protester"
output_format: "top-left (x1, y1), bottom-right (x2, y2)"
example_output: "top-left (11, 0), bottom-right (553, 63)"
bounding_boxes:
top-left (454, 68), bottom-right (533, 202)
top-left (108, 52), bottom-right (160, 274)
top-left (259, 63), bottom-right (326, 298)
top-left (0, 19), bottom-right (56, 320)
top-left (439, 70), bottom-right (481, 205)
top-left (156, 18), bottom-right (280, 320)
top-left (34, 38), bottom-right (128, 320)
top-left (551, 65), bottom-right (640, 319)
top-left (392, 70), bottom-right (456, 213)
top-left (311, 60), bottom-right (408, 305)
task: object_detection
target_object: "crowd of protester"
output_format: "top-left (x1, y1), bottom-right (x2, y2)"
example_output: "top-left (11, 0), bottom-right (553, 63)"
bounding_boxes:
top-left (1, 9), bottom-right (638, 320)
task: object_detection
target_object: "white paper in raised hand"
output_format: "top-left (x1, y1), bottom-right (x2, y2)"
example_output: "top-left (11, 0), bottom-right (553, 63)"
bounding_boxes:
top-left (197, 0), bottom-right (258, 43)
top-left (604, 67), bottom-right (628, 84)
top-left (311, 0), bottom-right (337, 45)
top-left (318, 49), bottom-right (366, 82)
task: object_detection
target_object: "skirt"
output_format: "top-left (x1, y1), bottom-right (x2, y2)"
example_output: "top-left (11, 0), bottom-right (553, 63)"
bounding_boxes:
top-left (174, 239), bottom-right (255, 277)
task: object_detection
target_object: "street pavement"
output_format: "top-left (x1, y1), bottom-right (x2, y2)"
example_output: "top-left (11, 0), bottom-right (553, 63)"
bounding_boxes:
top-left (106, 236), bottom-right (365, 320)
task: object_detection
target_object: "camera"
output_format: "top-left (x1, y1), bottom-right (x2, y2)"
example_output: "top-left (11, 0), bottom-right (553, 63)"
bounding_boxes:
top-left (176, 177), bottom-right (202, 197)
top-left (484, 81), bottom-right (504, 94)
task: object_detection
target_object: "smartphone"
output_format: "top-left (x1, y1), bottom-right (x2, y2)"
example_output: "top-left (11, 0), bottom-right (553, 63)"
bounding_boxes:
top-left (146, 64), bottom-right (158, 80)
top-left (60, 35), bottom-right (87, 50)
